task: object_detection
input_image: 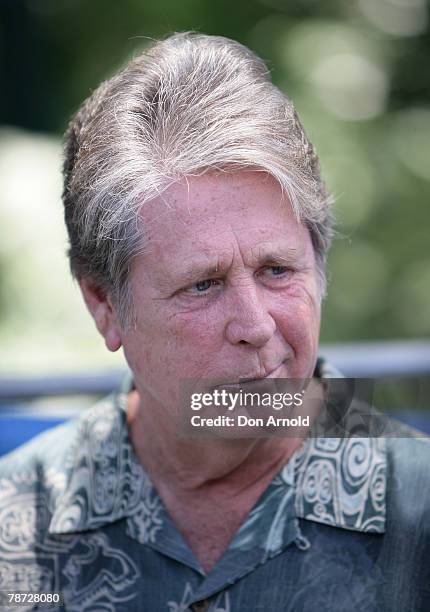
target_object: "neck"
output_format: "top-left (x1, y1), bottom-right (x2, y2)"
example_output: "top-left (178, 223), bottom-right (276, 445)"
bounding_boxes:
top-left (126, 389), bottom-right (303, 501)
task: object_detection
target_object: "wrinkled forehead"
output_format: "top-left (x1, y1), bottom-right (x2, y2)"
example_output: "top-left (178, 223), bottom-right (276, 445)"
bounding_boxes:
top-left (139, 171), bottom-right (309, 248)
top-left (133, 171), bottom-right (315, 283)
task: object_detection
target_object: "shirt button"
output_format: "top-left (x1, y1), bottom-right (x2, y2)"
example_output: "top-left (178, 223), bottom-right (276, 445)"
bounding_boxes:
top-left (191, 600), bottom-right (211, 612)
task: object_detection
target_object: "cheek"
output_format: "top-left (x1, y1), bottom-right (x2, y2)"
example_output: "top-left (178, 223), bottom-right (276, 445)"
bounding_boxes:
top-left (274, 300), bottom-right (320, 379)
top-left (129, 306), bottom-right (225, 380)
top-left (167, 309), bottom-right (224, 362)
top-left (275, 295), bottom-right (320, 346)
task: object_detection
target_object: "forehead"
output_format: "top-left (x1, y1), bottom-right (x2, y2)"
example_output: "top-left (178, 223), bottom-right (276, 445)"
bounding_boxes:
top-left (139, 171), bottom-right (311, 260)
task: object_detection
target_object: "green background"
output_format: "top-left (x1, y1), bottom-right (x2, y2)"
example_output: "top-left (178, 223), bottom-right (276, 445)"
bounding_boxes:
top-left (0, 0), bottom-right (429, 374)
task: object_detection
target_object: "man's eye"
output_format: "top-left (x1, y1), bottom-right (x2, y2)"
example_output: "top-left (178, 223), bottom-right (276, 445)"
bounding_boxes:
top-left (195, 279), bottom-right (214, 292)
top-left (263, 265), bottom-right (290, 277)
top-left (269, 266), bottom-right (288, 276)
top-left (185, 279), bottom-right (220, 295)
top-left (259, 265), bottom-right (293, 285)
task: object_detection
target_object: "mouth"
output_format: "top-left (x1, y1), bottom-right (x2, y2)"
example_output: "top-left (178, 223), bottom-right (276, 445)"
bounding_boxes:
top-left (208, 361), bottom-right (289, 393)
top-left (239, 361), bottom-right (285, 383)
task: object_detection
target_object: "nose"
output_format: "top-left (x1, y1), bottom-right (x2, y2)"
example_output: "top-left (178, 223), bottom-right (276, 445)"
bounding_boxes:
top-left (224, 282), bottom-right (276, 348)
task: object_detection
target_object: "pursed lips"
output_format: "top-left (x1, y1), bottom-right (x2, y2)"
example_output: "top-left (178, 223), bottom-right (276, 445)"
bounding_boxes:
top-left (239, 361), bottom-right (286, 383)
top-left (214, 361), bottom-right (287, 390)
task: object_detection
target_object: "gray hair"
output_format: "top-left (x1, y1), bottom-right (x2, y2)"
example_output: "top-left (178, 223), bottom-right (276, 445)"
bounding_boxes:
top-left (63, 32), bottom-right (334, 326)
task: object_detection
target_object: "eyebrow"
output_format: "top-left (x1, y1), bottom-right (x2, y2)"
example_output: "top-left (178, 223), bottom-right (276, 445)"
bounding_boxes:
top-left (174, 244), bottom-right (307, 286)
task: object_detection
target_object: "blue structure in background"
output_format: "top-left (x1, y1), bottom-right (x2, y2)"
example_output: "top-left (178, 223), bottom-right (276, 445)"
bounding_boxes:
top-left (1, 409), bottom-right (429, 458)
top-left (0, 413), bottom-right (67, 456)
top-left (1, 341), bottom-right (429, 457)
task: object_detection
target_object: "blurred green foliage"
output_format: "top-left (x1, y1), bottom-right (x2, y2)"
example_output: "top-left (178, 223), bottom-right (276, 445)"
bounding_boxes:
top-left (0, 0), bottom-right (429, 373)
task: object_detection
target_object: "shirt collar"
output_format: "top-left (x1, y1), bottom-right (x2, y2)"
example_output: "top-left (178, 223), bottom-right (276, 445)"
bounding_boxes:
top-left (49, 359), bottom-right (386, 549)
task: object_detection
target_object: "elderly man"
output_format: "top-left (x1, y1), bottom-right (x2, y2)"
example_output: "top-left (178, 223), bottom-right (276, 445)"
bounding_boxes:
top-left (0, 33), bottom-right (429, 611)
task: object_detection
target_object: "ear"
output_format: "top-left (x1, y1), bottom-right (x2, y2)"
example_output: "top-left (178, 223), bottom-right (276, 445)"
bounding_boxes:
top-left (79, 278), bottom-right (122, 352)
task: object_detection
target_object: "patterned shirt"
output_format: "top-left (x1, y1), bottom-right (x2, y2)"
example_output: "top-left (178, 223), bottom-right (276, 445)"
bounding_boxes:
top-left (0, 360), bottom-right (429, 611)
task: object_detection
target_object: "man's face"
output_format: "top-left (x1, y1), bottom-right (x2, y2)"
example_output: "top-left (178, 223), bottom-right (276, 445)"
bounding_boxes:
top-left (121, 171), bottom-right (321, 414)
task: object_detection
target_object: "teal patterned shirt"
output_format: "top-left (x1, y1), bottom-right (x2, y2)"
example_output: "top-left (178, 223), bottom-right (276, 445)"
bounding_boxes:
top-left (0, 359), bottom-right (429, 611)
